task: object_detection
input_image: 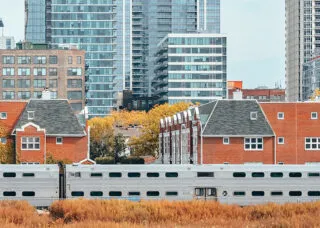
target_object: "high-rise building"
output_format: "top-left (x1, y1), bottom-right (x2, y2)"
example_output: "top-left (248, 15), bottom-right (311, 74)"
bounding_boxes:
top-left (0, 18), bottom-right (15, 49)
top-left (153, 34), bottom-right (227, 105)
top-left (25, 0), bottom-right (221, 117)
top-left (285, 0), bottom-right (317, 101)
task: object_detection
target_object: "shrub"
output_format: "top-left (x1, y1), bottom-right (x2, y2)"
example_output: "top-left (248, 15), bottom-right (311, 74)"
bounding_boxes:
top-left (95, 156), bottom-right (145, 164)
top-left (95, 156), bottom-right (115, 164)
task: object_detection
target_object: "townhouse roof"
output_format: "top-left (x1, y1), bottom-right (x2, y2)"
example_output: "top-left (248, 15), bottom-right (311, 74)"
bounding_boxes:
top-left (201, 100), bottom-right (274, 137)
top-left (13, 100), bottom-right (86, 136)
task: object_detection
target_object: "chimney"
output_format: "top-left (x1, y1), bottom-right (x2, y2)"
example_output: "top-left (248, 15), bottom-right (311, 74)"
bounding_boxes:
top-left (42, 88), bottom-right (51, 100)
top-left (233, 89), bottom-right (243, 100)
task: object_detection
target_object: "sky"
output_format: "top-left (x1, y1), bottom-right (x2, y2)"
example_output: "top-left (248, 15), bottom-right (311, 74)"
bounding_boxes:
top-left (0, 0), bottom-right (285, 89)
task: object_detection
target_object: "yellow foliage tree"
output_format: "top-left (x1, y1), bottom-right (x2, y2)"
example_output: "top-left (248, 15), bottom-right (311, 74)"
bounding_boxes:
top-left (310, 88), bottom-right (320, 101)
top-left (0, 123), bottom-right (14, 164)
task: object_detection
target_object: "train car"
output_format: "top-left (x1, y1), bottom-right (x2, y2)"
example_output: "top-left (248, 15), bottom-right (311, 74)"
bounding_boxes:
top-left (66, 164), bottom-right (320, 205)
top-left (0, 165), bottom-right (59, 207)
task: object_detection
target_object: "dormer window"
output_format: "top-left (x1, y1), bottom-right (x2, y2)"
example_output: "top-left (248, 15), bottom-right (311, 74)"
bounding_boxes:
top-left (27, 111), bottom-right (34, 120)
top-left (250, 112), bottom-right (258, 120)
top-left (0, 112), bottom-right (7, 119)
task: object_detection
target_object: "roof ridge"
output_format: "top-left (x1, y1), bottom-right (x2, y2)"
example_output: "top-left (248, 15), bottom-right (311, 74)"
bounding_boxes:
top-left (256, 100), bottom-right (275, 136)
top-left (202, 100), bottom-right (219, 134)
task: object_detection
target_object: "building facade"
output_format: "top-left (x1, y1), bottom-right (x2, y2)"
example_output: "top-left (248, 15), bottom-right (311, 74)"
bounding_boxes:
top-left (25, 0), bottom-right (221, 116)
top-left (285, 0), bottom-right (318, 101)
top-left (160, 100), bottom-right (320, 165)
top-left (0, 43), bottom-right (86, 112)
top-left (153, 34), bottom-right (227, 104)
top-left (0, 99), bottom-right (91, 164)
top-left (302, 55), bottom-right (320, 100)
top-left (0, 36), bottom-right (15, 50)
top-left (228, 88), bottom-right (285, 102)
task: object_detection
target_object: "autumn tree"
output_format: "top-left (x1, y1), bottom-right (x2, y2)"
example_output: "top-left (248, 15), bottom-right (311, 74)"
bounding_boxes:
top-left (0, 123), bottom-right (14, 164)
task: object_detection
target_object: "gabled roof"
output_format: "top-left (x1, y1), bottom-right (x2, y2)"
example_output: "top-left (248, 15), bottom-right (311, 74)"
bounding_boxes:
top-left (202, 100), bottom-right (274, 136)
top-left (13, 100), bottom-right (86, 136)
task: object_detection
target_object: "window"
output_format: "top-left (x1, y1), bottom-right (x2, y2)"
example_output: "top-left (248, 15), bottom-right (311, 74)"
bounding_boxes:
top-left (77, 56), bottom-right (82, 64)
top-left (68, 68), bottom-right (82, 76)
top-left (3, 191), bottom-right (16, 196)
top-left (278, 137), bottom-right (284, 144)
top-left (49, 68), bottom-right (57, 76)
top-left (244, 137), bottom-right (263, 150)
top-left (128, 172), bottom-right (141, 178)
top-left (67, 91), bottom-right (82, 100)
top-left (17, 56), bottom-right (31, 64)
top-left (23, 173), bottom-right (35, 177)
top-left (21, 137), bottom-right (40, 150)
top-left (128, 192), bottom-right (140, 196)
top-left (233, 172), bottom-right (246, 178)
top-left (22, 191), bottom-right (35, 197)
top-left (305, 137), bottom-right (320, 150)
top-left (271, 191), bottom-right (283, 196)
top-left (18, 68), bottom-right (31, 76)
top-left (2, 91), bottom-right (14, 100)
top-left (2, 79), bottom-right (14, 88)
top-left (33, 91), bottom-right (42, 99)
top-left (2, 56), bottom-right (14, 64)
top-left (28, 111), bottom-right (34, 120)
top-left (18, 79), bottom-right (30, 88)
top-left (0, 112), bottom-right (7, 119)
top-left (3, 172), bottom-right (16, 177)
top-left (166, 191), bottom-right (178, 196)
top-left (33, 68), bottom-right (46, 76)
top-left (109, 172), bottom-right (122, 178)
top-left (147, 172), bottom-right (159, 177)
top-left (250, 112), bottom-right (258, 120)
top-left (233, 191), bottom-right (246, 196)
top-left (147, 191), bottom-right (160, 197)
top-left (49, 79), bottom-right (57, 88)
top-left (109, 191), bottom-right (122, 196)
top-left (91, 173), bottom-right (102, 177)
top-left (195, 188), bottom-right (204, 196)
top-left (252, 172), bottom-right (265, 178)
top-left (67, 79), bottom-right (82, 88)
top-left (68, 56), bottom-right (73, 64)
top-left (49, 56), bottom-right (58, 64)
top-left (90, 191), bottom-right (103, 197)
top-left (270, 172), bottom-right (283, 178)
top-left (0, 137), bottom-right (7, 144)
top-left (2, 67), bottom-right (14, 76)
top-left (56, 137), bottom-right (63, 144)
top-left (165, 172), bottom-right (178, 177)
top-left (289, 172), bottom-right (302, 178)
top-left (277, 112), bottom-right (284, 120)
top-left (197, 172), bottom-right (214, 177)
top-left (289, 191), bottom-right (302, 196)
top-left (308, 172), bottom-right (320, 177)
top-left (71, 191), bottom-right (84, 197)
top-left (308, 191), bottom-right (320, 196)
top-left (33, 56), bottom-right (46, 64)
top-left (252, 191), bottom-right (265, 196)
top-left (311, 112), bottom-right (318, 120)
top-left (223, 137), bottom-right (229, 145)
top-left (34, 79), bottom-right (46, 88)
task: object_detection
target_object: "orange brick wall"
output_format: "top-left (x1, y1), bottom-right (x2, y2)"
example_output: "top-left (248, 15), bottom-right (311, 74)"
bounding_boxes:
top-left (0, 101), bottom-right (27, 133)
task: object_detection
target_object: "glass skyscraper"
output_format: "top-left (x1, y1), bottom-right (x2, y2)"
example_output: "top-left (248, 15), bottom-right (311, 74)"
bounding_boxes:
top-left (25, 0), bottom-right (221, 117)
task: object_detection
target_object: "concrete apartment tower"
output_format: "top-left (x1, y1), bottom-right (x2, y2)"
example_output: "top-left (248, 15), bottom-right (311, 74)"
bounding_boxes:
top-left (285, 0), bottom-right (316, 101)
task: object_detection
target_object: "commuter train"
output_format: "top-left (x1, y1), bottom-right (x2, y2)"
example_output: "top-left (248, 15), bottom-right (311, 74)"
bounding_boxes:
top-left (1, 164), bottom-right (320, 207)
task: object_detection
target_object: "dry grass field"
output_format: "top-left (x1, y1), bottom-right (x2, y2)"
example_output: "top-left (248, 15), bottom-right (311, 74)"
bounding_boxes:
top-left (1, 199), bottom-right (320, 227)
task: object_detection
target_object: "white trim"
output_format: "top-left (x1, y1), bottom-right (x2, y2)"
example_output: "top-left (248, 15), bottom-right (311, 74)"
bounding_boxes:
top-left (223, 137), bottom-right (230, 145)
top-left (250, 112), bottom-right (258, 120)
top-left (277, 137), bottom-right (285, 145)
top-left (277, 112), bottom-right (284, 120)
top-left (0, 112), bottom-right (7, 120)
top-left (21, 137), bottom-right (40, 151)
top-left (311, 112), bottom-right (318, 120)
top-left (16, 122), bottom-right (45, 133)
top-left (244, 137), bottom-right (264, 151)
top-left (305, 137), bottom-right (320, 151)
top-left (27, 111), bottom-right (35, 120)
top-left (203, 134), bottom-right (274, 138)
top-left (56, 137), bottom-right (63, 145)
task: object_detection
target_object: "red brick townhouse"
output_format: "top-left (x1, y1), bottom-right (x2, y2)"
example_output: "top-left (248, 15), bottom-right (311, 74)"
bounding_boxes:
top-left (0, 99), bottom-right (93, 164)
top-left (160, 100), bottom-right (320, 165)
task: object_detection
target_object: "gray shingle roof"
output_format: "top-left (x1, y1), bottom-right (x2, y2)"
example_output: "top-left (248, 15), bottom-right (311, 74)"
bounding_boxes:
top-left (202, 100), bottom-right (274, 136)
top-left (14, 100), bottom-right (86, 136)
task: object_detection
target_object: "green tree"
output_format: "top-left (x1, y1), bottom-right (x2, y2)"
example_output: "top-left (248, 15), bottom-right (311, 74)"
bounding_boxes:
top-left (114, 133), bottom-right (126, 163)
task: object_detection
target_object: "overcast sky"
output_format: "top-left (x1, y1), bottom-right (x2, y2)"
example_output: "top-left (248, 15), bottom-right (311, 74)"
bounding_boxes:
top-left (0, 0), bottom-right (285, 89)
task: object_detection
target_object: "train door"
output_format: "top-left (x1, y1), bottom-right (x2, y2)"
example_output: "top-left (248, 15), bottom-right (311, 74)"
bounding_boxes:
top-left (194, 187), bottom-right (217, 201)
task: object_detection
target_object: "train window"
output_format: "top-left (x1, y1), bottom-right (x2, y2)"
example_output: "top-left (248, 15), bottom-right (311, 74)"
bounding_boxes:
top-left (3, 191), bottom-right (16, 196)
top-left (75, 172), bottom-right (81, 177)
top-left (233, 172), bottom-right (246, 178)
top-left (147, 172), bottom-right (159, 177)
top-left (71, 191), bottom-right (84, 197)
top-left (197, 172), bottom-right (214, 177)
top-left (90, 191), bottom-right (103, 197)
top-left (166, 191), bottom-right (178, 196)
top-left (3, 172), bottom-right (16, 178)
top-left (289, 191), bottom-right (302, 196)
top-left (23, 173), bottom-right (35, 177)
top-left (109, 172), bottom-right (122, 178)
top-left (22, 191), bottom-right (35, 197)
top-left (289, 172), bottom-right (302, 178)
top-left (195, 188), bottom-right (204, 196)
top-left (252, 191), bottom-right (265, 196)
top-left (147, 191), bottom-right (160, 197)
top-left (109, 191), bottom-right (122, 196)
top-left (308, 191), bottom-right (320, 196)
top-left (128, 192), bottom-right (140, 196)
top-left (207, 188), bottom-right (217, 196)
top-left (91, 173), bottom-right (103, 177)
top-left (270, 172), bottom-right (283, 178)
top-left (233, 191), bottom-right (246, 196)
top-left (128, 172), bottom-right (141, 178)
top-left (309, 173), bottom-right (320, 177)
top-left (252, 172), bottom-right (265, 178)
top-left (165, 172), bottom-right (178, 178)
top-left (271, 191), bottom-right (283, 196)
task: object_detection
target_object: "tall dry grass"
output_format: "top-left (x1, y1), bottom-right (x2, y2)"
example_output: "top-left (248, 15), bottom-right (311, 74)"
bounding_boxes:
top-left (1, 199), bottom-right (320, 227)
